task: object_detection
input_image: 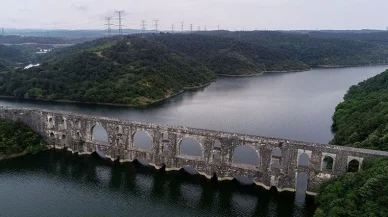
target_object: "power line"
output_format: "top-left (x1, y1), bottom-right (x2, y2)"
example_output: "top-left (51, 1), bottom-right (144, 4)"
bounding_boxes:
top-left (115, 10), bottom-right (125, 35)
top-left (181, 22), bottom-right (184, 31)
top-left (141, 20), bottom-right (146, 33)
top-left (105, 17), bottom-right (114, 35)
top-left (154, 20), bottom-right (159, 32)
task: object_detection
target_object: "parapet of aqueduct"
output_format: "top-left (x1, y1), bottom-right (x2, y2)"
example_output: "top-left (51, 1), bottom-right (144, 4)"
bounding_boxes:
top-left (1, 107), bottom-right (388, 194)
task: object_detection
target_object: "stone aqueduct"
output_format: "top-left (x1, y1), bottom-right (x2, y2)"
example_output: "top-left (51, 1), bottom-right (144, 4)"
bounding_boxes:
top-left (1, 107), bottom-right (388, 195)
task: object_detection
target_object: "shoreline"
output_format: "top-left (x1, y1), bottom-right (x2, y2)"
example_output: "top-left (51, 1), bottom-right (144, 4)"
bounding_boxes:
top-left (316, 63), bottom-right (388, 69)
top-left (0, 152), bottom-right (28, 161)
top-left (0, 82), bottom-right (213, 108)
top-left (217, 69), bottom-right (311, 77)
top-left (1, 64), bottom-right (387, 108)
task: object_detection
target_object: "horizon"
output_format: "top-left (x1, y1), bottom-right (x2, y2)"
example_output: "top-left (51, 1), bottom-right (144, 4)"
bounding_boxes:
top-left (1, 0), bottom-right (388, 31)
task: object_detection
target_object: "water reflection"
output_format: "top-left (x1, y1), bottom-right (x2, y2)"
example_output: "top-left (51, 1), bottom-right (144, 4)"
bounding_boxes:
top-left (0, 150), bottom-right (316, 217)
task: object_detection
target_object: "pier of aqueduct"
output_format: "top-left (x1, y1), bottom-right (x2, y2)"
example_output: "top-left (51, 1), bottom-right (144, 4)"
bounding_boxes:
top-left (1, 107), bottom-right (388, 194)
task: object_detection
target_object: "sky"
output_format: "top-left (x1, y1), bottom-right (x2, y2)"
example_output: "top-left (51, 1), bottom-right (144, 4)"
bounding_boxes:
top-left (0, 0), bottom-right (387, 30)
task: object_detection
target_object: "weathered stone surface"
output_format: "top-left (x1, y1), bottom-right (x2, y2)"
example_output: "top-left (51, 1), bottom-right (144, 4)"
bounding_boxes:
top-left (2, 107), bottom-right (388, 194)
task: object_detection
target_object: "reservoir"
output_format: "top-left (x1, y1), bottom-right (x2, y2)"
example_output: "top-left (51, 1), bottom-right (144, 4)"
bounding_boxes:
top-left (0, 65), bottom-right (387, 216)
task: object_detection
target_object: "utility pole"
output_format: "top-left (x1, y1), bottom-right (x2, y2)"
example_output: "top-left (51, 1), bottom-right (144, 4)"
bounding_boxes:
top-left (154, 20), bottom-right (159, 32)
top-left (1, 27), bottom-right (4, 36)
top-left (190, 24), bottom-right (193, 32)
top-left (181, 22), bottom-right (184, 31)
top-left (218, 25), bottom-right (220, 31)
top-left (115, 10), bottom-right (124, 35)
top-left (204, 26), bottom-right (207, 31)
top-left (141, 20), bottom-right (146, 33)
top-left (105, 17), bottom-right (113, 35)
top-left (171, 24), bottom-right (174, 32)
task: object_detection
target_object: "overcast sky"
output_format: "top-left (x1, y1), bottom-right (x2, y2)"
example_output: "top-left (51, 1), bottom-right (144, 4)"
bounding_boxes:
top-left (1, 0), bottom-right (387, 30)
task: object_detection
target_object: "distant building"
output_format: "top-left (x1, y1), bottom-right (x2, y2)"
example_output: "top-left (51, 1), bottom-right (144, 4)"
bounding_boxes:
top-left (36, 48), bottom-right (52, 54)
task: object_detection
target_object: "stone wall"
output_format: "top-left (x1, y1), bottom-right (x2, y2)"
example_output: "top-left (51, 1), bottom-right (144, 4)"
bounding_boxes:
top-left (1, 107), bottom-right (388, 194)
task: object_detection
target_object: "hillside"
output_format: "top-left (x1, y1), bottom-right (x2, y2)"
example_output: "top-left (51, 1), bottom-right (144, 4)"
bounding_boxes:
top-left (314, 70), bottom-right (388, 216)
top-left (331, 70), bottom-right (388, 151)
top-left (314, 157), bottom-right (388, 217)
top-left (148, 33), bottom-right (309, 75)
top-left (0, 36), bottom-right (216, 106)
top-left (199, 31), bottom-right (388, 67)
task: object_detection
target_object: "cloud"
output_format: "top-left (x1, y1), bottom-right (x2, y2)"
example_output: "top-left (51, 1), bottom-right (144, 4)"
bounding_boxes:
top-left (71, 4), bottom-right (89, 11)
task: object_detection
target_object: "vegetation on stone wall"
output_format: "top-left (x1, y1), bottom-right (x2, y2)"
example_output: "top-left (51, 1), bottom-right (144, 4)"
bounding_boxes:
top-left (0, 120), bottom-right (47, 155)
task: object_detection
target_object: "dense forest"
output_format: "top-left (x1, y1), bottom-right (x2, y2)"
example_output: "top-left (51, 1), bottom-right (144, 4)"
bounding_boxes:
top-left (0, 120), bottom-right (47, 155)
top-left (314, 158), bottom-right (388, 217)
top-left (1, 32), bottom-right (388, 106)
top-left (148, 33), bottom-right (309, 75)
top-left (199, 31), bottom-right (388, 67)
top-left (0, 36), bottom-right (215, 106)
top-left (306, 31), bottom-right (388, 45)
top-left (331, 70), bottom-right (388, 151)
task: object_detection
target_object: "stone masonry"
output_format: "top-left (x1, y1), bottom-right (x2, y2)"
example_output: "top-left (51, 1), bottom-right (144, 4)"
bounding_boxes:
top-left (1, 107), bottom-right (388, 195)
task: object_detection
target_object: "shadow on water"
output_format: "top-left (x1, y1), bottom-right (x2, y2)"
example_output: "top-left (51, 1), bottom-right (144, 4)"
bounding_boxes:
top-left (0, 150), bottom-right (316, 217)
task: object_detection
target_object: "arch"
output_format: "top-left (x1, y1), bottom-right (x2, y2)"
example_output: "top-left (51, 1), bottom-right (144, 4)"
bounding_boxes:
top-left (212, 151), bottom-right (221, 163)
top-left (48, 117), bottom-right (53, 123)
top-left (272, 147), bottom-right (282, 158)
top-left (235, 176), bottom-right (255, 185)
top-left (162, 133), bottom-right (169, 141)
top-left (133, 131), bottom-right (153, 149)
top-left (270, 161), bottom-right (281, 170)
top-left (179, 137), bottom-right (203, 157)
top-left (347, 159), bottom-right (360, 172)
top-left (49, 132), bottom-right (55, 138)
top-left (134, 158), bottom-right (150, 166)
top-left (161, 143), bottom-right (169, 154)
top-left (232, 145), bottom-right (260, 167)
top-left (214, 140), bottom-right (221, 149)
top-left (295, 172), bottom-right (309, 204)
top-left (322, 156), bottom-right (334, 171)
top-left (298, 153), bottom-right (309, 167)
top-left (92, 124), bottom-right (109, 143)
top-left (182, 166), bottom-right (199, 175)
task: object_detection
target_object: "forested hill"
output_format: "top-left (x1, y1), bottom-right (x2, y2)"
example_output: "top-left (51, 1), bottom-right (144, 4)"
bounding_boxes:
top-left (331, 69), bottom-right (388, 151)
top-left (0, 45), bottom-right (25, 70)
top-left (0, 36), bottom-right (215, 106)
top-left (199, 31), bottom-right (388, 67)
top-left (148, 33), bottom-right (309, 75)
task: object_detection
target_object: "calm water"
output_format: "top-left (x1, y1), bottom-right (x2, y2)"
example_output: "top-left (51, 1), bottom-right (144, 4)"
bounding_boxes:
top-left (0, 150), bottom-right (316, 217)
top-left (0, 65), bottom-right (387, 216)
